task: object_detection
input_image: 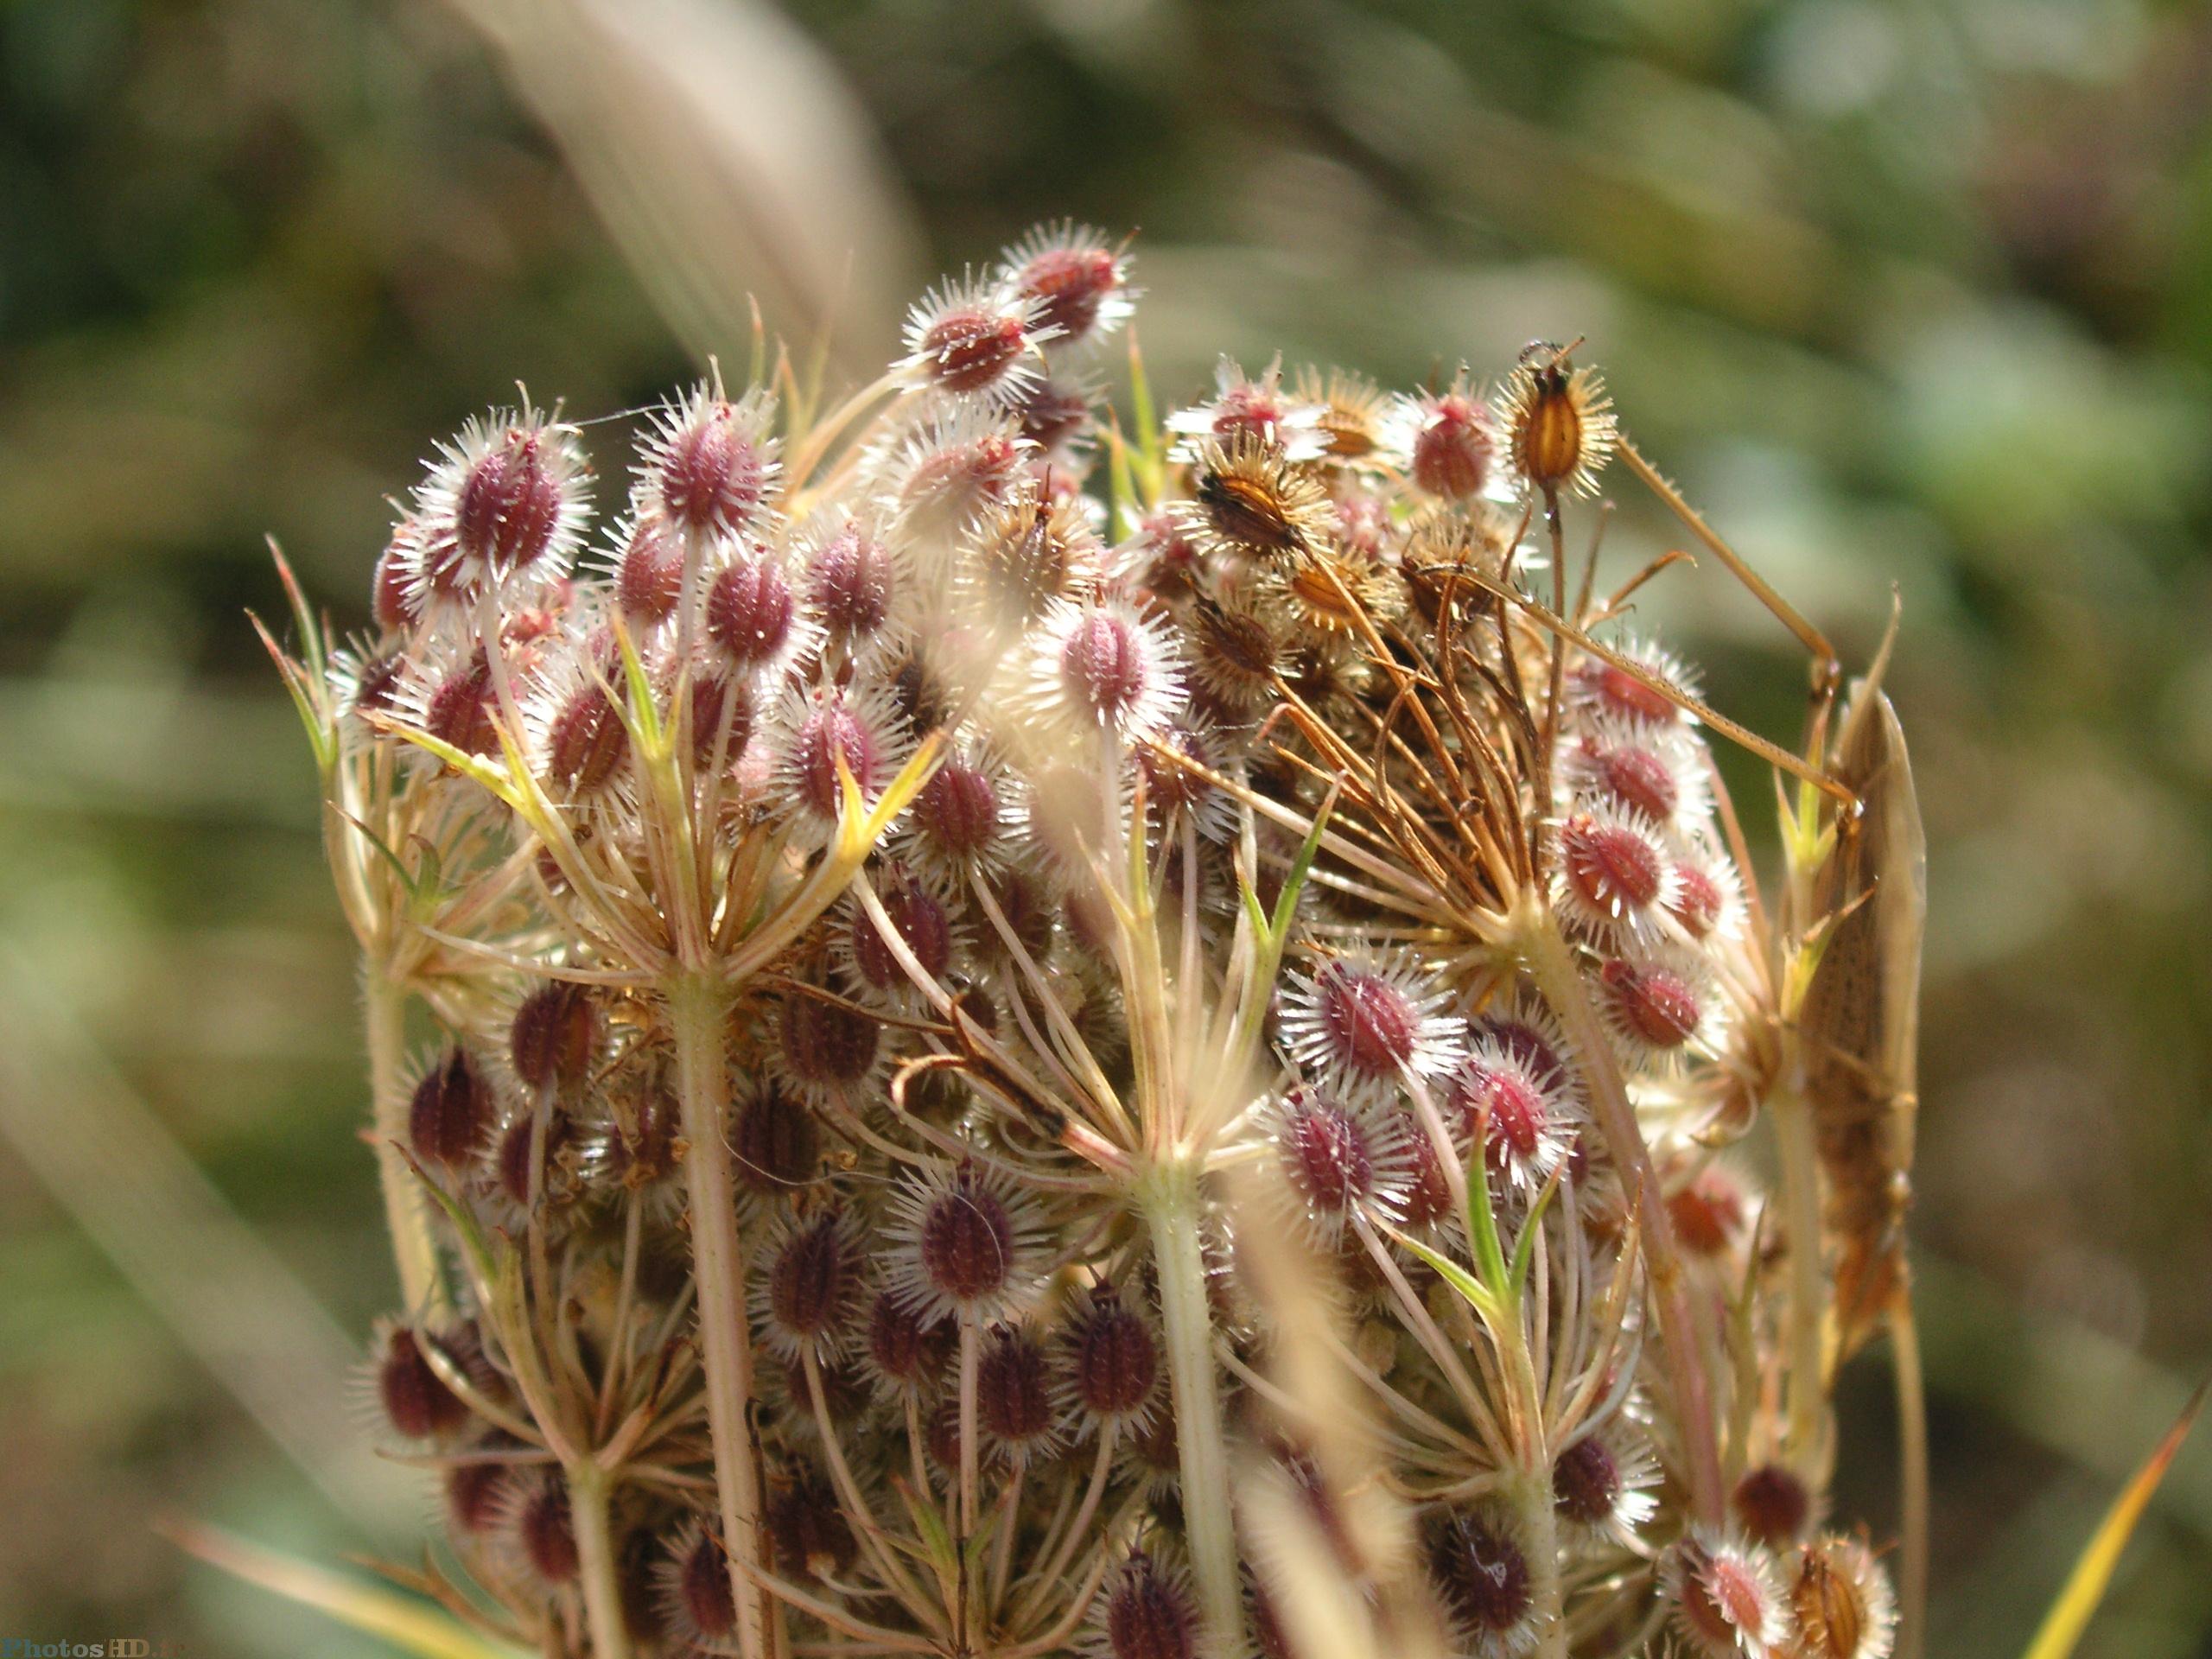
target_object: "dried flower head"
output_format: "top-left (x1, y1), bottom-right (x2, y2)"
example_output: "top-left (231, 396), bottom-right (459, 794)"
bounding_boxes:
top-left (288, 222), bottom-right (1921, 1659)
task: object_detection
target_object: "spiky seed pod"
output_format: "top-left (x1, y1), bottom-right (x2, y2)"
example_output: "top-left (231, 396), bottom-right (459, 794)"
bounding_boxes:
top-left (902, 277), bottom-right (1054, 404)
top-left (1265, 1084), bottom-right (1397, 1238)
top-left (513, 1475), bottom-right (580, 1585)
top-left (639, 387), bottom-right (778, 538)
top-left (375, 1325), bottom-right (468, 1440)
top-left (1662, 1530), bottom-right (1786, 1656)
top-left (846, 871), bottom-right (954, 994)
top-left (1450, 1040), bottom-right (1575, 1191)
top-left (1787, 1538), bottom-right (1897, 1659)
top-left (419, 651), bottom-right (501, 758)
top-left (1732, 1464), bottom-right (1815, 1548)
top-left (1186, 596), bottom-right (1281, 713)
top-left (1063, 1284), bottom-right (1160, 1430)
top-left (510, 983), bottom-right (600, 1096)
top-left (445, 1459), bottom-right (506, 1535)
top-left (968, 488), bottom-right (1103, 629)
top-left (887, 1163), bottom-right (1039, 1325)
top-left (976, 1325), bottom-right (1059, 1460)
top-left (1561, 721), bottom-right (1708, 828)
top-left (1599, 952), bottom-right (1713, 1052)
top-left (1097, 1552), bottom-right (1198, 1659)
top-left (1427, 1511), bottom-right (1536, 1649)
top-left (705, 554), bottom-right (803, 675)
top-left (1669, 850), bottom-right (1738, 941)
top-left (409, 1046), bottom-right (493, 1169)
top-left (1555, 807), bottom-right (1681, 941)
top-left (1551, 1433), bottom-right (1623, 1530)
top-left (658, 1522), bottom-right (737, 1648)
top-left (888, 410), bottom-right (1032, 538)
top-left (1567, 636), bottom-right (1699, 728)
top-left (1030, 597), bottom-right (1185, 740)
top-left (1281, 950), bottom-right (1460, 1101)
top-left (1138, 721), bottom-right (1234, 842)
top-left (492, 1103), bottom-right (575, 1213)
top-left (415, 409), bottom-right (589, 602)
top-left (1186, 436), bottom-right (1332, 560)
top-left (1167, 358), bottom-right (1327, 461)
top-left (1550, 1427), bottom-right (1659, 1539)
top-left (373, 520), bottom-right (423, 633)
top-left (776, 987), bottom-right (882, 1104)
top-left (773, 681), bottom-right (907, 838)
top-left (350, 652), bottom-right (404, 719)
top-left (1500, 344), bottom-right (1616, 497)
top-left (804, 518), bottom-right (899, 649)
top-left (613, 516), bottom-right (684, 626)
top-left (910, 750), bottom-right (1007, 870)
top-left (768, 1470), bottom-right (858, 1582)
top-left (760, 1209), bottom-right (864, 1361)
top-left (1256, 543), bottom-right (1403, 643)
top-left (863, 1287), bottom-right (953, 1397)
top-left (1402, 383), bottom-right (1497, 500)
top-left (731, 1076), bottom-right (822, 1202)
top-left (1293, 365), bottom-right (1390, 461)
top-left (1002, 222), bottom-right (1131, 345)
top-left (543, 677), bottom-right (629, 798)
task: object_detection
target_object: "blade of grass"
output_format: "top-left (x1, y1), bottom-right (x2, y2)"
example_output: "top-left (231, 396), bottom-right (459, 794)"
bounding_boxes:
top-left (0, 945), bottom-right (413, 1532)
top-left (2019, 1380), bottom-right (2206, 1659)
top-left (162, 1518), bottom-right (530, 1659)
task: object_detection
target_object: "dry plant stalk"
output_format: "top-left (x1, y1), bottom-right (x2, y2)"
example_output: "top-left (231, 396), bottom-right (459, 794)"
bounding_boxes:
top-left (265, 225), bottom-right (1925, 1659)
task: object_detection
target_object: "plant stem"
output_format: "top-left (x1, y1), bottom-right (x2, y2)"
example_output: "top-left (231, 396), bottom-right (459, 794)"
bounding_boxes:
top-left (1521, 912), bottom-right (1725, 1525)
top-left (1513, 1463), bottom-right (1567, 1659)
top-left (1770, 1085), bottom-right (1830, 1473)
top-left (668, 972), bottom-right (770, 1659)
top-left (569, 1465), bottom-right (635, 1659)
top-left (1891, 1291), bottom-right (1929, 1659)
top-left (364, 965), bottom-right (445, 1317)
top-left (1138, 1159), bottom-right (1243, 1656)
top-left (1477, 1250), bottom-right (1564, 1657)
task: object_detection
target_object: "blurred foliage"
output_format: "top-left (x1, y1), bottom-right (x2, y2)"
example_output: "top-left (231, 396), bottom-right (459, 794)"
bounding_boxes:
top-left (3, 0), bottom-right (2210, 1654)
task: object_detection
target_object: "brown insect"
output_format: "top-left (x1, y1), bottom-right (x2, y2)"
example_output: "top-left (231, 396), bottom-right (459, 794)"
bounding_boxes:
top-left (1799, 658), bottom-right (1926, 1361)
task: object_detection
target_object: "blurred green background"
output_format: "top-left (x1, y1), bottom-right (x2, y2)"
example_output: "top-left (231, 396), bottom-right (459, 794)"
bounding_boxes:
top-left (3, 0), bottom-right (2209, 1652)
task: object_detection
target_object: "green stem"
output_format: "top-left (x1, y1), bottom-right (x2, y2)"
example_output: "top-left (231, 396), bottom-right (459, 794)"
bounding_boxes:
top-left (669, 973), bottom-right (770, 1659)
top-left (364, 965), bottom-right (445, 1317)
top-left (1139, 1160), bottom-right (1243, 1656)
top-left (1521, 912), bottom-right (1726, 1525)
top-left (568, 1465), bottom-right (635, 1659)
top-left (1511, 1462), bottom-right (1567, 1659)
top-left (1466, 1231), bottom-right (1563, 1656)
top-left (1771, 1086), bottom-right (1830, 1474)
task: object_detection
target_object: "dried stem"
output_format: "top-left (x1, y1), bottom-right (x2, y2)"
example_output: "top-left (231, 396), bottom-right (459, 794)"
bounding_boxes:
top-left (569, 1465), bottom-right (635, 1659)
top-left (1520, 907), bottom-right (1725, 1525)
top-left (364, 965), bottom-right (444, 1316)
top-left (668, 971), bottom-right (771, 1659)
top-left (1138, 1158), bottom-right (1243, 1656)
top-left (1891, 1293), bottom-right (1929, 1659)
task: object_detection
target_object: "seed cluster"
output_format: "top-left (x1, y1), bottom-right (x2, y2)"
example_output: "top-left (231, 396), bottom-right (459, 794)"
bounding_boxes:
top-left (285, 222), bottom-right (1902, 1659)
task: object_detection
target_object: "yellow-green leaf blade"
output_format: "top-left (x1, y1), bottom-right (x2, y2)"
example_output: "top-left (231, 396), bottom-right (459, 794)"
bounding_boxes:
top-left (162, 1519), bottom-right (530, 1659)
top-left (2021, 1378), bottom-right (2207, 1659)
